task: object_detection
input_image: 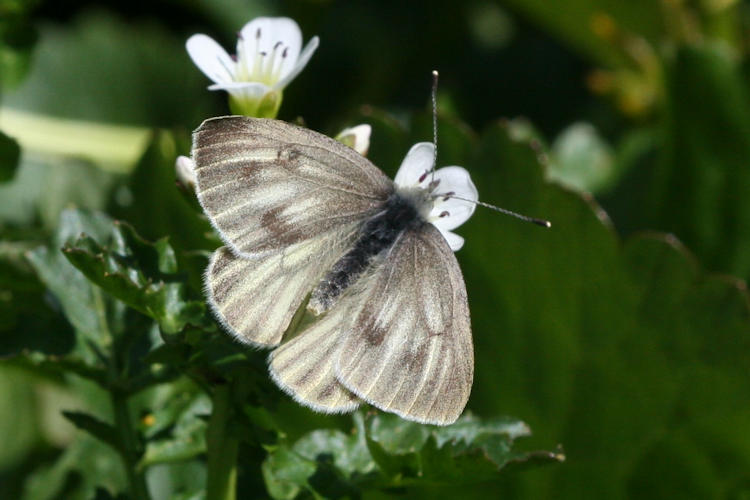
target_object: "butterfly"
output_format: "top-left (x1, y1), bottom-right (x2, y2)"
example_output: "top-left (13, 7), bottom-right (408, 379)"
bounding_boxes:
top-left (192, 116), bottom-right (479, 425)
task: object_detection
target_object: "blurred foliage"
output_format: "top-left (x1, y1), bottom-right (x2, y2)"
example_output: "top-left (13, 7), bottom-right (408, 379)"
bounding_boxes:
top-left (1, 0), bottom-right (750, 499)
top-left (0, 130), bottom-right (19, 182)
top-left (0, 0), bottom-right (39, 90)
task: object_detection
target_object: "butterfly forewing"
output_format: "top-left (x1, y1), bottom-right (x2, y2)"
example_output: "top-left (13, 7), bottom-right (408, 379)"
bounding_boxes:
top-left (193, 117), bottom-right (392, 258)
top-left (334, 223), bottom-right (473, 425)
top-left (197, 116), bottom-right (394, 347)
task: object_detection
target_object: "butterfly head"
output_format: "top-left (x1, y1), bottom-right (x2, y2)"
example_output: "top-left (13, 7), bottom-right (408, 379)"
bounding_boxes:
top-left (393, 142), bottom-right (478, 252)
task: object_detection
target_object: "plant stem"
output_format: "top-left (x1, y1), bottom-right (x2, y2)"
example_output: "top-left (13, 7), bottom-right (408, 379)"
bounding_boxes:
top-left (97, 284), bottom-right (150, 500)
top-left (206, 384), bottom-right (238, 500)
top-left (111, 389), bottom-right (151, 500)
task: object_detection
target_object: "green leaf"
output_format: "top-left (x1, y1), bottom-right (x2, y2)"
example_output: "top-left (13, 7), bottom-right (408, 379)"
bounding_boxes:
top-left (457, 121), bottom-right (750, 498)
top-left (62, 411), bottom-right (122, 452)
top-left (262, 443), bottom-right (317, 500)
top-left (262, 412), bottom-right (559, 497)
top-left (26, 209), bottom-right (119, 364)
top-left (366, 413), bottom-right (561, 485)
top-left (138, 391), bottom-right (210, 467)
top-left (0, 239), bottom-right (77, 357)
top-left (9, 352), bottom-right (109, 387)
top-left (605, 44), bottom-right (750, 280)
top-left (22, 207), bottom-right (178, 418)
top-left (295, 429), bottom-right (376, 480)
top-left (22, 431), bottom-right (126, 500)
top-left (61, 219), bottom-right (206, 334)
top-left (109, 131), bottom-right (216, 291)
top-left (0, 130), bottom-right (20, 182)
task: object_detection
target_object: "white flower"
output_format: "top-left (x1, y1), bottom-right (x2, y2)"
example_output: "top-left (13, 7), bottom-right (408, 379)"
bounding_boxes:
top-left (175, 155), bottom-right (196, 191)
top-left (394, 142), bottom-right (478, 251)
top-left (186, 17), bottom-right (319, 118)
top-left (335, 124), bottom-right (371, 156)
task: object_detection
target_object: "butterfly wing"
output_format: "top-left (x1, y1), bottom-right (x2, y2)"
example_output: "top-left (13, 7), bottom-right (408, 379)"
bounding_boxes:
top-left (196, 116), bottom-right (393, 347)
top-left (334, 223), bottom-right (473, 425)
top-left (268, 305), bottom-right (360, 413)
top-left (193, 116), bottom-right (392, 258)
top-left (207, 241), bottom-right (353, 347)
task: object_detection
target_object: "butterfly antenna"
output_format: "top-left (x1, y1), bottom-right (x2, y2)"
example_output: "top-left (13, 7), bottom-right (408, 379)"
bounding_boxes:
top-left (427, 71), bottom-right (550, 229)
top-left (446, 194), bottom-right (551, 228)
top-left (430, 70), bottom-right (439, 184)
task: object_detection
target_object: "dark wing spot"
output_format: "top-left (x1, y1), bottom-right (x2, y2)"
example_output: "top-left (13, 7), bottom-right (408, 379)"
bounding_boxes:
top-left (359, 306), bottom-right (388, 347)
top-left (260, 206), bottom-right (307, 247)
top-left (400, 342), bottom-right (429, 374)
top-left (318, 382), bottom-right (336, 399)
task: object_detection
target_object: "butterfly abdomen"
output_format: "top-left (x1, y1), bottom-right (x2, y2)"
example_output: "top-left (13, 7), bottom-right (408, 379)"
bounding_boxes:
top-left (308, 192), bottom-right (426, 315)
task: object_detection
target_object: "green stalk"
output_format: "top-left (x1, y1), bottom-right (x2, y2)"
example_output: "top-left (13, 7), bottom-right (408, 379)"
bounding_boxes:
top-left (206, 384), bottom-right (238, 500)
top-left (94, 284), bottom-right (151, 500)
top-left (111, 389), bottom-right (151, 500)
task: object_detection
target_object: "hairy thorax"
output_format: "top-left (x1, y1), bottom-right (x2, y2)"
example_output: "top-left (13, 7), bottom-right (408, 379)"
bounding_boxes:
top-left (307, 186), bottom-right (435, 315)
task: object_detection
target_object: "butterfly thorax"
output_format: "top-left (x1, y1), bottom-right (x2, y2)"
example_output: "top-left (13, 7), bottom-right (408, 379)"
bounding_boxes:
top-left (307, 188), bottom-right (431, 315)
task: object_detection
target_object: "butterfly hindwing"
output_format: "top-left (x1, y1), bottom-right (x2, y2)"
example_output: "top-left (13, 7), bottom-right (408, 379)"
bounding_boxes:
top-left (334, 223), bottom-right (473, 425)
top-left (268, 305), bottom-right (360, 413)
top-left (207, 237), bottom-right (355, 347)
top-left (193, 116), bottom-right (392, 258)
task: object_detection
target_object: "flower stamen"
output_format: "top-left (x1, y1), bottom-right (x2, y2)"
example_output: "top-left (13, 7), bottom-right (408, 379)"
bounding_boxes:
top-left (441, 191), bottom-right (455, 201)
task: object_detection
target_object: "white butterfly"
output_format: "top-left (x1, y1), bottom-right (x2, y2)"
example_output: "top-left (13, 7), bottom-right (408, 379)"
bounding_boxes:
top-left (193, 116), bottom-right (478, 425)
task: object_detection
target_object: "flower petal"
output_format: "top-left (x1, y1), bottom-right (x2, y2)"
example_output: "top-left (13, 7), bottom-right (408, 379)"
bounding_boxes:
top-left (175, 155), bottom-right (196, 189)
top-left (239, 17), bottom-right (302, 81)
top-left (431, 206), bottom-right (473, 232)
top-left (439, 230), bottom-right (465, 251)
top-left (336, 124), bottom-right (371, 155)
top-left (208, 81), bottom-right (270, 100)
top-left (207, 81), bottom-right (270, 91)
top-left (186, 34), bottom-right (235, 85)
top-left (274, 36), bottom-right (319, 90)
top-left (428, 166), bottom-right (477, 230)
top-left (432, 166), bottom-right (478, 202)
top-left (394, 142), bottom-right (434, 188)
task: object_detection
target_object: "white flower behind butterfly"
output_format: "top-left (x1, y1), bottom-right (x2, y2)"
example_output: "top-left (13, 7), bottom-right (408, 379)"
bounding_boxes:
top-left (393, 142), bottom-right (478, 251)
top-left (186, 17), bottom-right (319, 118)
top-left (335, 124), bottom-right (372, 157)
